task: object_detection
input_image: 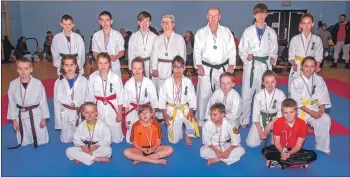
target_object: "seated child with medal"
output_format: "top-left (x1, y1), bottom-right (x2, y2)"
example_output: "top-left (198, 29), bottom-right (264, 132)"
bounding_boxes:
top-left (124, 104), bottom-right (173, 165)
top-left (262, 98), bottom-right (317, 169)
top-left (66, 102), bottom-right (112, 166)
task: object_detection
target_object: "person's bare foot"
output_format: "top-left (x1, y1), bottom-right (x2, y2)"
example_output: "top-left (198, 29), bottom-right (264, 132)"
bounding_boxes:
top-left (185, 134), bottom-right (192, 146)
top-left (133, 160), bottom-right (140, 165)
top-left (304, 164), bottom-right (309, 168)
top-left (207, 158), bottom-right (221, 166)
top-left (75, 160), bottom-right (80, 164)
top-left (325, 151), bottom-right (331, 155)
top-left (94, 157), bottom-right (110, 163)
top-left (241, 125), bottom-right (247, 129)
top-left (266, 160), bottom-right (270, 167)
top-left (156, 159), bottom-right (167, 165)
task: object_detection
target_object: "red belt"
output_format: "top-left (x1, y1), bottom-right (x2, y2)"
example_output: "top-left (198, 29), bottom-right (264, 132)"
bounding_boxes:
top-left (122, 102), bottom-right (150, 136)
top-left (95, 94), bottom-right (117, 113)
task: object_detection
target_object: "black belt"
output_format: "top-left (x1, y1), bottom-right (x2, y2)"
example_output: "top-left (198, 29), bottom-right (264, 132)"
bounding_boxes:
top-left (60, 53), bottom-right (78, 57)
top-left (8, 104), bottom-right (39, 149)
top-left (141, 57), bottom-right (150, 61)
top-left (158, 59), bottom-right (172, 63)
top-left (62, 104), bottom-right (81, 127)
top-left (83, 140), bottom-right (98, 148)
top-left (202, 60), bottom-right (229, 92)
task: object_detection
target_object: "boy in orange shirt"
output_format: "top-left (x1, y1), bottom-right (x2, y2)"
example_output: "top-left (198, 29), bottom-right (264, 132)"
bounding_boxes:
top-left (124, 104), bottom-right (173, 165)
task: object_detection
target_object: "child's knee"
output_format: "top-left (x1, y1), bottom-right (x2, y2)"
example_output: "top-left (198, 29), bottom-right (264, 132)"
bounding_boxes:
top-left (234, 146), bottom-right (246, 157)
top-left (66, 147), bottom-right (75, 157)
top-left (123, 149), bottom-right (132, 158)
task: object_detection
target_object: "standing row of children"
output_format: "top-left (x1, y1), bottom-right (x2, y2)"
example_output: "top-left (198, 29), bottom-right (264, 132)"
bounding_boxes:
top-left (7, 3), bottom-right (332, 169)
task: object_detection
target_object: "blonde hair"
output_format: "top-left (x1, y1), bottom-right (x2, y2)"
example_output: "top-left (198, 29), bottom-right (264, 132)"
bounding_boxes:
top-left (162, 15), bottom-right (175, 23)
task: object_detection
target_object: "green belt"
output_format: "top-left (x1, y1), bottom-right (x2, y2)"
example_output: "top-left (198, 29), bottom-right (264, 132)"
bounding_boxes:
top-left (250, 56), bottom-right (269, 88)
top-left (260, 111), bottom-right (277, 128)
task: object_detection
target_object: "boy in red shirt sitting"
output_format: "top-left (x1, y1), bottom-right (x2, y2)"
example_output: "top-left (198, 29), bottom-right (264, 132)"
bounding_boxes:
top-left (262, 98), bottom-right (317, 169)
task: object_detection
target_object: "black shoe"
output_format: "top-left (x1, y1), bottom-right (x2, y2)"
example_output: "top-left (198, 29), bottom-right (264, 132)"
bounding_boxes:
top-left (330, 63), bottom-right (337, 68)
top-left (345, 63), bottom-right (350, 69)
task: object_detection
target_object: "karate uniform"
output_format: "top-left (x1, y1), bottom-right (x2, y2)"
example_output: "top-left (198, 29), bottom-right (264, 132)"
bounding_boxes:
top-left (88, 70), bottom-right (124, 143)
top-left (92, 29), bottom-right (125, 77)
top-left (7, 76), bottom-right (50, 147)
top-left (150, 31), bottom-right (186, 91)
top-left (51, 31), bottom-right (85, 75)
top-left (290, 73), bottom-right (331, 153)
top-left (238, 24), bottom-right (278, 126)
top-left (246, 88), bottom-right (286, 147)
top-left (128, 30), bottom-right (157, 77)
top-left (66, 119), bottom-right (112, 166)
top-left (194, 23), bottom-right (236, 126)
top-left (123, 77), bottom-right (158, 144)
top-left (200, 118), bottom-right (245, 165)
top-left (205, 89), bottom-right (242, 128)
top-left (54, 75), bottom-right (90, 143)
top-left (288, 33), bottom-right (323, 93)
top-left (158, 75), bottom-right (197, 144)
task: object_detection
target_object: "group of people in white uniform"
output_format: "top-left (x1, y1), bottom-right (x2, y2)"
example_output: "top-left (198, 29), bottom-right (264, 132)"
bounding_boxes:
top-left (7, 3), bottom-right (332, 169)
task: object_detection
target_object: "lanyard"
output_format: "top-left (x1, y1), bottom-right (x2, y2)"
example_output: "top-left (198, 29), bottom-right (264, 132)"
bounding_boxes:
top-left (164, 35), bottom-right (171, 55)
top-left (141, 30), bottom-right (149, 52)
top-left (144, 121), bottom-right (153, 147)
top-left (134, 77), bottom-right (143, 105)
top-left (284, 120), bottom-right (294, 148)
top-left (301, 74), bottom-right (314, 98)
top-left (264, 88), bottom-right (276, 118)
top-left (87, 123), bottom-right (96, 146)
top-left (301, 34), bottom-right (312, 56)
top-left (173, 77), bottom-right (182, 104)
top-left (100, 72), bottom-right (108, 103)
top-left (65, 74), bottom-right (78, 102)
top-left (256, 25), bottom-right (266, 48)
top-left (104, 32), bottom-right (110, 51)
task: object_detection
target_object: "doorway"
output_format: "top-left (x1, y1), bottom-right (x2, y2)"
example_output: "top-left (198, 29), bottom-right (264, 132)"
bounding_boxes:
top-left (266, 10), bottom-right (307, 42)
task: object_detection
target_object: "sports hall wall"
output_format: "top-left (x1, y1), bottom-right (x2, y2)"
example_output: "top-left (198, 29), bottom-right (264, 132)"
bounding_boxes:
top-left (7, 1), bottom-right (350, 51)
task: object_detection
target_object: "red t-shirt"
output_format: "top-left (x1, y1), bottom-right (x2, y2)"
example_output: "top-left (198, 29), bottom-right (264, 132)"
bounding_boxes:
top-left (337, 23), bottom-right (346, 42)
top-left (273, 117), bottom-right (307, 148)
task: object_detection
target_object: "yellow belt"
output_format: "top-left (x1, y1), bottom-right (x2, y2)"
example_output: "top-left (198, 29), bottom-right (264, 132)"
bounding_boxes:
top-left (168, 103), bottom-right (200, 141)
top-left (300, 99), bottom-right (319, 120)
top-left (295, 56), bottom-right (304, 62)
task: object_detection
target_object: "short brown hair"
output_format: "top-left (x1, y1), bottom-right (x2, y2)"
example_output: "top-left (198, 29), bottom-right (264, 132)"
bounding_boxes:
top-left (281, 98), bottom-right (298, 111)
top-left (16, 58), bottom-right (32, 67)
top-left (137, 11), bottom-right (151, 22)
top-left (220, 72), bottom-right (234, 83)
top-left (261, 70), bottom-right (277, 89)
top-left (210, 103), bottom-right (226, 114)
top-left (253, 3), bottom-right (268, 14)
top-left (96, 52), bottom-right (111, 64)
top-left (138, 104), bottom-right (153, 115)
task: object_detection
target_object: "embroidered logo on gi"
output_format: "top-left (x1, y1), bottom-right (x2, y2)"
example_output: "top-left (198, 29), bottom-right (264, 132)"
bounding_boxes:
top-left (233, 127), bottom-right (239, 134)
top-left (110, 83), bottom-right (113, 93)
top-left (184, 86), bottom-right (188, 95)
top-left (311, 85), bottom-right (316, 95)
top-left (145, 88), bottom-right (148, 97)
top-left (271, 100), bottom-right (277, 109)
top-left (311, 42), bottom-right (315, 50)
top-left (268, 33), bottom-right (271, 41)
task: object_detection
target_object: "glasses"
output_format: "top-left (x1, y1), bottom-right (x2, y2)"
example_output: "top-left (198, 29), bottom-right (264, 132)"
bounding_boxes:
top-left (140, 112), bottom-right (152, 116)
top-left (172, 65), bottom-right (184, 69)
